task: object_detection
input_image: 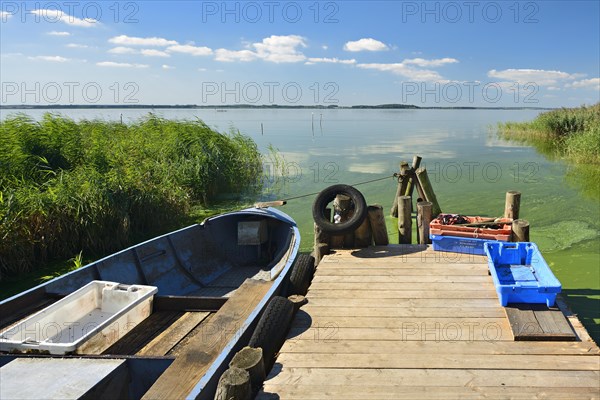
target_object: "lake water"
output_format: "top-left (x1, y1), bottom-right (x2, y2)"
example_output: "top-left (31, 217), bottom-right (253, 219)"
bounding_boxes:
top-left (3, 108), bottom-right (599, 342)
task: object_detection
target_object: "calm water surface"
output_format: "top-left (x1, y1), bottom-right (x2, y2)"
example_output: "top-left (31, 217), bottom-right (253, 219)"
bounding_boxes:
top-left (4, 108), bottom-right (599, 342)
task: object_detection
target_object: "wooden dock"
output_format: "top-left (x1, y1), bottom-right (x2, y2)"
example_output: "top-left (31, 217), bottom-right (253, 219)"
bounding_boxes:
top-left (259, 245), bottom-right (600, 399)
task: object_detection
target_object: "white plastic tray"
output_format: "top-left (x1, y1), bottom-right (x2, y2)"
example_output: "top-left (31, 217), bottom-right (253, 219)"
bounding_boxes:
top-left (0, 281), bottom-right (157, 355)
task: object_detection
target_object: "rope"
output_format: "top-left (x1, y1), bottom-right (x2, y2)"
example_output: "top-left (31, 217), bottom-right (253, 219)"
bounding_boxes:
top-left (282, 174), bottom-right (395, 202)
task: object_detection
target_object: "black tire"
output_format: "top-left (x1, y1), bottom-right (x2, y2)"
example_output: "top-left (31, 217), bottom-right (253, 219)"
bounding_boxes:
top-left (312, 184), bottom-right (368, 235)
top-left (248, 296), bottom-right (294, 371)
top-left (287, 254), bottom-right (315, 296)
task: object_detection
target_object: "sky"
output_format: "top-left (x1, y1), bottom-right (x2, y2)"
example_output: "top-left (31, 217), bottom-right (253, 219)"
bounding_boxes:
top-left (1, 0), bottom-right (599, 107)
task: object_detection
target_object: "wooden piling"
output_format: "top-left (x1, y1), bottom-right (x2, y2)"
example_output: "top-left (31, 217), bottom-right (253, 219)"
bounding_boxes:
top-left (415, 168), bottom-right (442, 217)
top-left (405, 155), bottom-right (423, 197)
top-left (398, 196), bottom-right (412, 244)
top-left (214, 367), bottom-right (251, 400)
top-left (287, 294), bottom-right (308, 312)
top-left (354, 216), bottom-right (372, 248)
top-left (391, 162), bottom-right (410, 217)
top-left (229, 347), bottom-right (265, 394)
top-left (512, 219), bottom-right (530, 242)
top-left (367, 205), bottom-right (389, 245)
top-left (417, 201), bottom-right (433, 245)
top-left (504, 191), bottom-right (521, 220)
top-left (314, 208), bottom-right (331, 247)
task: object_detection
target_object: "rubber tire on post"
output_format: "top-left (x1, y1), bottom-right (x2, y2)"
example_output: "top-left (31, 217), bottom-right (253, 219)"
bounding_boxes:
top-left (312, 184), bottom-right (368, 235)
top-left (287, 254), bottom-right (315, 297)
top-left (248, 296), bottom-right (294, 372)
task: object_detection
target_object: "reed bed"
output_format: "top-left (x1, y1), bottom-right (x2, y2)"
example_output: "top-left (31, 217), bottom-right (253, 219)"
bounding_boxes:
top-left (0, 113), bottom-right (262, 279)
top-left (498, 103), bottom-right (600, 164)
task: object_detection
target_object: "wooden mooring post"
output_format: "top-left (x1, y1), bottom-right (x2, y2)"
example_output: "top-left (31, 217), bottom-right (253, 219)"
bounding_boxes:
top-left (415, 167), bottom-right (442, 217)
top-left (504, 191), bottom-right (521, 220)
top-left (368, 205), bottom-right (389, 246)
top-left (512, 219), bottom-right (530, 242)
top-left (417, 201), bottom-right (433, 245)
top-left (391, 161), bottom-right (410, 217)
top-left (398, 196), bottom-right (412, 244)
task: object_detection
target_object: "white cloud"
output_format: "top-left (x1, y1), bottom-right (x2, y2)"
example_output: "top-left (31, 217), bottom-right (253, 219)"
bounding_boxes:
top-left (198, 68), bottom-right (207, 72)
top-left (358, 63), bottom-right (443, 81)
top-left (215, 49), bottom-right (257, 62)
top-left (28, 55), bottom-right (69, 62)
top-left (96, 61), bottom-right (149, 68)
top-left (322, 45), bottom-right (329, 50)
top-left (1, 11), bottom-right (13, 20)
top-left (47, 31), bottom-right (70, 36)
top-left (547, 86), bottom-right (561, 91)
top-left (306, 57), bottom-right (356, 65)
top-left (108, 46), bottom-right (137, 54)
top-left (167, 44), bottom-right (213, 56)
top-left (487, 69), bottom-right (577, 86)
top-left (403, 57), bottom-right (458, 67)
top-left (566, 78), bottom-right (600, 90)
top-left (214, 35), bottom-right (307, 63)
top-left (344, 38), bottom-right (388, 52)
top-left (141, 49), bottom-right (170, 57)
top-left (162, 64), bottom-right (175, 70)
top-left (66, 43), bottom-right (88, 49)
top-left (109, 35), bottom-right (178, 47)
top-left (31, 9), bottom-right (98, 27)
top-left (253, 35), bottom-right (307, 63)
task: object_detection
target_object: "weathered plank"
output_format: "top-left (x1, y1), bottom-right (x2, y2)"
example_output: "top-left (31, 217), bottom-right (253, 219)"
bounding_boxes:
top-left (258, 385), bottom-right (600, 400)
top-left (137, 311), bottom-right (210, 356)
top-left (292, 315), bottom-right (511, 330)
top-left (280, 338), bottom-right (600, 356)
top-left (264, 368), bottom-right (600, 388)
top-left (305, 297), bottom-right (501, 308)
top-left (300, 305), bottom-right (505, 318)
top-left (312, 274), bottom-right (492, 283)
top-left (274, 353), bottom-right (600, 370)
top-left (316, 268), bottom-right (489, 276)
top-left (505, 304), bottom-right (577, 341)
top-left (287, 324), bottom-right (514, 342)
top-left (142, 279), bottom-right (270, 400)
top-left (306, 289), bottom-right (497, 299)
top-left (102, 311), bottom-right (181, 355)
top-left (308, 281), bottom-right (495, 291)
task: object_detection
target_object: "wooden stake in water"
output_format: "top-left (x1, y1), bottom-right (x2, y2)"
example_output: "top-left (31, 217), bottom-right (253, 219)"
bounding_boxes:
top-left (261, 123), bottom-right (264, 135)
top-left (311, 113), bottom-right (315, 136)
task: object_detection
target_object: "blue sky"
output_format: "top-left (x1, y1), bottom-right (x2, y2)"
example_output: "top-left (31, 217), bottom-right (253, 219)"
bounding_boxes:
top-left (1, 0), bottom-right (599, 106)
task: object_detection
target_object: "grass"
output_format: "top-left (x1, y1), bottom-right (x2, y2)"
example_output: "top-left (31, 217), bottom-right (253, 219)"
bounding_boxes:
top-left (498, 103), bottom-right (600, 164)
top-left (0, 113), bottom-right (263, 281)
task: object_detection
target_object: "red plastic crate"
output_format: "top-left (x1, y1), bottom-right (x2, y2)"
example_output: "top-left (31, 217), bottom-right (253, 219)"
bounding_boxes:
top-left (430, 215), bottom-right (512, 241)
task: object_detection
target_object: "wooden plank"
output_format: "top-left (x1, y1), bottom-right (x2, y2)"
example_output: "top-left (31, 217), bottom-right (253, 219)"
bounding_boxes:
top-left (306, 289), bottom-right (497, 299)
top-left (153, 296), bottom-right (227, 312)
top-left (292, 314), bottom-right (508, 330)
top-left (305, 298), bottom-right (501, 308)
top-left (320, 261), bottom-right (488, 268)
top-left (142, 279), bottom-right (271, 400)
top-left (312, 274), bottom-right (492, 283)
top-left (273, 353), bottom-right (600, 370)
top-left (300, 306), bottom-right (506, 318)
top-left (316, 268), bottom-right (488, 276)
top-left (308, 282), bottom-right (495, 291)
top-left (258, 385), bottom-right (600, 400)
top-left (287, 324), bottom-right (514, 342)
top-left (263, 368), bottom-right (600, 388)
top-left (279, 339), bottom-right (600, 356)
top-left (505, 304), bottom-right (576, 341)
top-left (102, 311), bottom-right (181, 355)
top-left (137, 311), bottom-right (210, 356)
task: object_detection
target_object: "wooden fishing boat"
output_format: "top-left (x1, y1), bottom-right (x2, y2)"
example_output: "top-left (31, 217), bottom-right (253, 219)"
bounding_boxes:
top-left (0, 207), bottom-right (300, 399)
